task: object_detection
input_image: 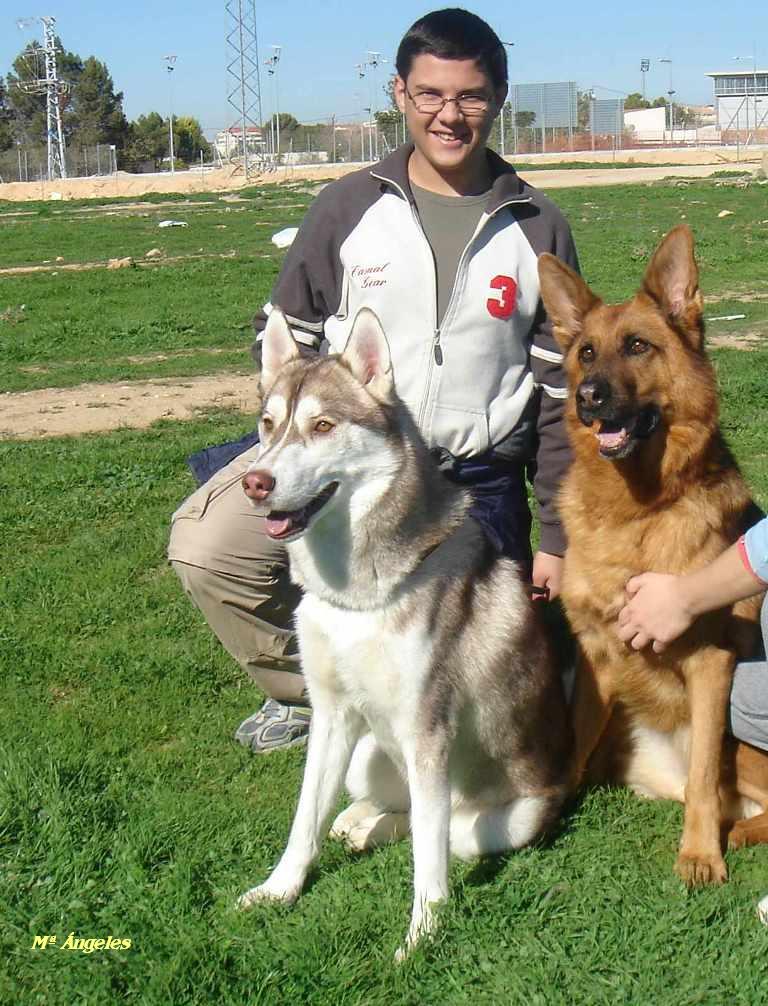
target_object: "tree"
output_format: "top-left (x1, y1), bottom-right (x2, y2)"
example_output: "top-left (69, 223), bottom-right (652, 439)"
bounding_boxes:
top-left (174, 115), bottom-right (211, 163)
top-left (68, 56), bottom-right (128, 150)
top-left (515, 110), bottom-right (536, 128)
top-left (123, 111), bottom-right (167, 169)
top-left (0, 77), bottom-right (14, 152)
top-left (624, 92), bottom-right (651, 110)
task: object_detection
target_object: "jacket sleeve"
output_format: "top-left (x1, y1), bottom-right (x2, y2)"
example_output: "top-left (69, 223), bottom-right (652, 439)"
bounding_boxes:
top-left (529, 217), bottom-right (580, 557)
top-left (251, 186), bottom-right (345, 368)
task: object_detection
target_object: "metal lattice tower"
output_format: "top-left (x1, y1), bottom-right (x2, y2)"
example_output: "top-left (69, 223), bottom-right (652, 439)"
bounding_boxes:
top-left (16, 16), bottom-right (69, 180)
top-left (225, 0), bottom-right (264, 177)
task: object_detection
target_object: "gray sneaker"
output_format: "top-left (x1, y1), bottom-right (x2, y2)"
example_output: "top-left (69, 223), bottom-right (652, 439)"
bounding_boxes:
top-left (235, 698), bottom-right (311, 753)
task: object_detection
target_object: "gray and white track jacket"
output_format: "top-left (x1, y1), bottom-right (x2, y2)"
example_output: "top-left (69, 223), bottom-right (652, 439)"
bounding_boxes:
top-left (253, 145), bottom-right (579, 555)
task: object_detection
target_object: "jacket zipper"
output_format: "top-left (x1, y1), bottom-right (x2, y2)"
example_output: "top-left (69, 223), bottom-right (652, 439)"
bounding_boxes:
top-left (368, 170), bottom-right (533, 434)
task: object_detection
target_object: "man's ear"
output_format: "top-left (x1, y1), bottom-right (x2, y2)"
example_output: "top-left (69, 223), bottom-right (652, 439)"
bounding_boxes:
top-left (341, 308), bottom-right (394, 402)
top-left (260, 308), bottom-right (300, 394)
top-left (393, 75), bottom-right (407, 115)
top-left (642, 225), bottom-right (704, 349)
top-left (538, 254), bottom-right (599, 352)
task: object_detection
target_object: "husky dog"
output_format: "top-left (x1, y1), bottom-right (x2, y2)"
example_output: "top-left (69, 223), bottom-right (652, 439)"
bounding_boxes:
top-left (237, 307), bottom-right (571, 957)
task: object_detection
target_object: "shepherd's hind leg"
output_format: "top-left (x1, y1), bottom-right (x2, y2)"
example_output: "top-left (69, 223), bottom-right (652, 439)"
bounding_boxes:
top-left (728, 811), bottom-right (768, 850)
top-left (449, 794), bottom-right (560, 861)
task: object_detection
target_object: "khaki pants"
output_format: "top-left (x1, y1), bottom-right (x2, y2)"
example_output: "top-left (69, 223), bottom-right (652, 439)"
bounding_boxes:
top-left (168, 444), bottom-right (307, 704)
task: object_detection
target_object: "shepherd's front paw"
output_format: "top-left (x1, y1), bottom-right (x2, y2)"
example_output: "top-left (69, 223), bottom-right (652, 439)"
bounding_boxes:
top-left (674, 850), bottom-right (727, 887)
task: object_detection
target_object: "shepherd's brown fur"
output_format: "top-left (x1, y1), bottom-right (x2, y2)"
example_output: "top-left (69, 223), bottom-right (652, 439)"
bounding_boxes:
top-left (539, 225), bottom-right (768, 885)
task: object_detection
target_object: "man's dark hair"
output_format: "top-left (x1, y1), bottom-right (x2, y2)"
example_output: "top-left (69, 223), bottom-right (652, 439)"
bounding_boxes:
top-left (396, 8), bottom-right (508, 89)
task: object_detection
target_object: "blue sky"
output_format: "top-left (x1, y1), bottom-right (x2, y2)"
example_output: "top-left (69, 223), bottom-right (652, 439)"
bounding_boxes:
top-left (2, 1), bottom-right (766, 136)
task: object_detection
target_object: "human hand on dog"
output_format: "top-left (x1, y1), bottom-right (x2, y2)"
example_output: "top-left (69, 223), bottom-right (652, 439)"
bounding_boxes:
top-left (617, 573), bottom-right (693, 653)
top-left (532, 551), bottom-right (563, 602)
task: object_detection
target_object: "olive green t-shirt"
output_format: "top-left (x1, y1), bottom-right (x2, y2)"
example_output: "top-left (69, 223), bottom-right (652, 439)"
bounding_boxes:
top-left (411, 183), bottom-right (490, 326)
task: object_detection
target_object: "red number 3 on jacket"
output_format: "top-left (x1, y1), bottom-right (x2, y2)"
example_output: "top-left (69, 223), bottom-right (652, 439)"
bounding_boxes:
top-left (486, 275), bottom-right (517, 319)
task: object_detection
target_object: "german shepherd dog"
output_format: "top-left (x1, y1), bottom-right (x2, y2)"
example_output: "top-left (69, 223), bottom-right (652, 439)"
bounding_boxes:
top-left (538, 225), bottom-right (768, 886)
top-left (237, 308), bottom-right (571, 957)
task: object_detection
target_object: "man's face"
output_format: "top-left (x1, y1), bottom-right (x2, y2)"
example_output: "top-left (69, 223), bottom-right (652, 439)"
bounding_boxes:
top-left (394, 53), bottom-right (506, 177)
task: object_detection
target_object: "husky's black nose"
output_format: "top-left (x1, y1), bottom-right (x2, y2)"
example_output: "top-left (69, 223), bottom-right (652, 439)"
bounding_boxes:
top-left (576, 377), bottom-right (612, 418)
top-left (242, 469), bottom-right (275, 502)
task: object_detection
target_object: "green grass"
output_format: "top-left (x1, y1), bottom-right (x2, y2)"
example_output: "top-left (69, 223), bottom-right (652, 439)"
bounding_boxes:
top-left (2, 174), bottom-right (768, 1001)
top-left (1, 357), bottom-right (767, 1002)
top-left (2, 177), bottom-right (768, 394)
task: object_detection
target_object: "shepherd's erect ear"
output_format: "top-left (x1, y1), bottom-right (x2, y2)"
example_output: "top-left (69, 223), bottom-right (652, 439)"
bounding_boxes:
top-left (341, 308), bottom-right (394, 401)
top-left (642, 225), bottom-right (703, 347)
top-left (260, 308), bottom-right (300, 393)
top-left (538, 254), bottom-right (599, 352)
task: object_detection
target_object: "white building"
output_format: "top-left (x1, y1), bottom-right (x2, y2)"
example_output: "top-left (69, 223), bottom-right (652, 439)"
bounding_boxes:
top-left (215, 126), bottom-right (265, 159)
top-left (706, 70), bottom-right (768, 132)
top-left (624, 106), bottom-right (666, 142)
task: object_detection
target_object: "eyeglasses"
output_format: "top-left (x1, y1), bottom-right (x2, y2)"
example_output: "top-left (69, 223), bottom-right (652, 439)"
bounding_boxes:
top-left (405, 87), bottom-right (491, 117)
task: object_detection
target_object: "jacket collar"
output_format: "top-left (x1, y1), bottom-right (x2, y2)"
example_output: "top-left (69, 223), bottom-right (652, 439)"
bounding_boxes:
top-left (369, 143), bottom-right (531, 214)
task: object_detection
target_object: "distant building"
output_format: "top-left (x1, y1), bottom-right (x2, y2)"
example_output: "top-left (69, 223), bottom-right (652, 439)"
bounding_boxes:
top-left (215, 126), bottom-right (264, 159)
top-left (624, 106), bottom-right (666, 142)
top-left (706, 70), bottom-right (768, 131)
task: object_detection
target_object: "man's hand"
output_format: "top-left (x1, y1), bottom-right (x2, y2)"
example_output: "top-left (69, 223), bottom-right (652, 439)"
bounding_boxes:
top-left (532, 551), bottom-right (564, 601)
top-left (617, 573), bottom-right (693, 653)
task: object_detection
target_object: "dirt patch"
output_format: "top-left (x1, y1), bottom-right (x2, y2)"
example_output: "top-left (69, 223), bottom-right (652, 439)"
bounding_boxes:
top-left (0, 372), bottom-right (258, 439)
top-left (707, 328), bottom-right (768, 350)
top-left (1, 150), bottom-right (766, 204)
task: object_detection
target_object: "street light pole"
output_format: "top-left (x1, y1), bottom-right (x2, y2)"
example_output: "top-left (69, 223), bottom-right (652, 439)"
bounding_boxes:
top-left (499, 41), bottom-right (514, 158)
top-left (163, 55), bottom-right (177, 173)
top-left (733, 52), bottom-right (758, 133)
top-left (659, 58), bottom-right (674, 142)
top-left (265, 46), bottom-right (282, 160)
top-left (366, 51), bottom-right (388, 159)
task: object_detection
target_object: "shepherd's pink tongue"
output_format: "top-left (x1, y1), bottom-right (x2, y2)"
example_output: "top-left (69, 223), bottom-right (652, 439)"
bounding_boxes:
top-left (265, 515), bottom-right (294, 538)
top-left (596, 428), bottom-right (628, 449)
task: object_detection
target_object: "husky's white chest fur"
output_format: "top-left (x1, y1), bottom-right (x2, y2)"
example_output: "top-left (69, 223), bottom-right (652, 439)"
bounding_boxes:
top-left (297, 590), bottom-right (432, 761)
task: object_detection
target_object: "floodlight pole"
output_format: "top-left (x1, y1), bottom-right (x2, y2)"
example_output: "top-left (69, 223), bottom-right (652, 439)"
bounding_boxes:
top-left (164, 56), bottom-right (177, 174)
top-left (640, 58), bottom-right (650, 100)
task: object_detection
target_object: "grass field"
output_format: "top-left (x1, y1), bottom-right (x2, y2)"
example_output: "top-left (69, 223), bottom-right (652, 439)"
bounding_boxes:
top-left (2, 174), bottom-right (768, 1004)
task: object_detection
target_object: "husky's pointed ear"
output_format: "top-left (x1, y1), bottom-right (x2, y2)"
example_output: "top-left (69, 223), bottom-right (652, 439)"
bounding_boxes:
top-left (538, 254), bottom-right (599, 352)
top-left (341, 308), bottom-right (394, 401)
top-left (260, 308), bottom-right (300, 393)
top-left (642, 225), bottom-right (704, 348)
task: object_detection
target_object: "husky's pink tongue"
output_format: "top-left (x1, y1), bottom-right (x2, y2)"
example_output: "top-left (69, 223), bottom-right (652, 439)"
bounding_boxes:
top-left (596, 427), bottom-right (628, 450)
top-left (265, 515), bottom-right (294, 538)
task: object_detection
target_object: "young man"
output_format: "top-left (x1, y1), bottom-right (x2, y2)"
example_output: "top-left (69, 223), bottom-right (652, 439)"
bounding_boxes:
top-left (168, 8), bottom-right (580, 753)
top-left (617, 516), bottom-right (768, 752)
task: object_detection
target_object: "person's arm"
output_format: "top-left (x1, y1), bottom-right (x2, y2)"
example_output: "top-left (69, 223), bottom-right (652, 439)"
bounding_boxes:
top-left (251, 186), bottom-right (348, 370)
top-left (617, 522), bottom-right (768, 653)
top-left (529, 217), bottom-right (581, 600)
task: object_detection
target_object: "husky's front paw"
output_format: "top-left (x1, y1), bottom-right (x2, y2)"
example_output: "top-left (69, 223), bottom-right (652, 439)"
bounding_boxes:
top-left (674, 850), bottom-right (727, 887)
top-left (394, 903), bottom-right (438, 962)
top-left (237, 877), bottom-right (302, 910)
